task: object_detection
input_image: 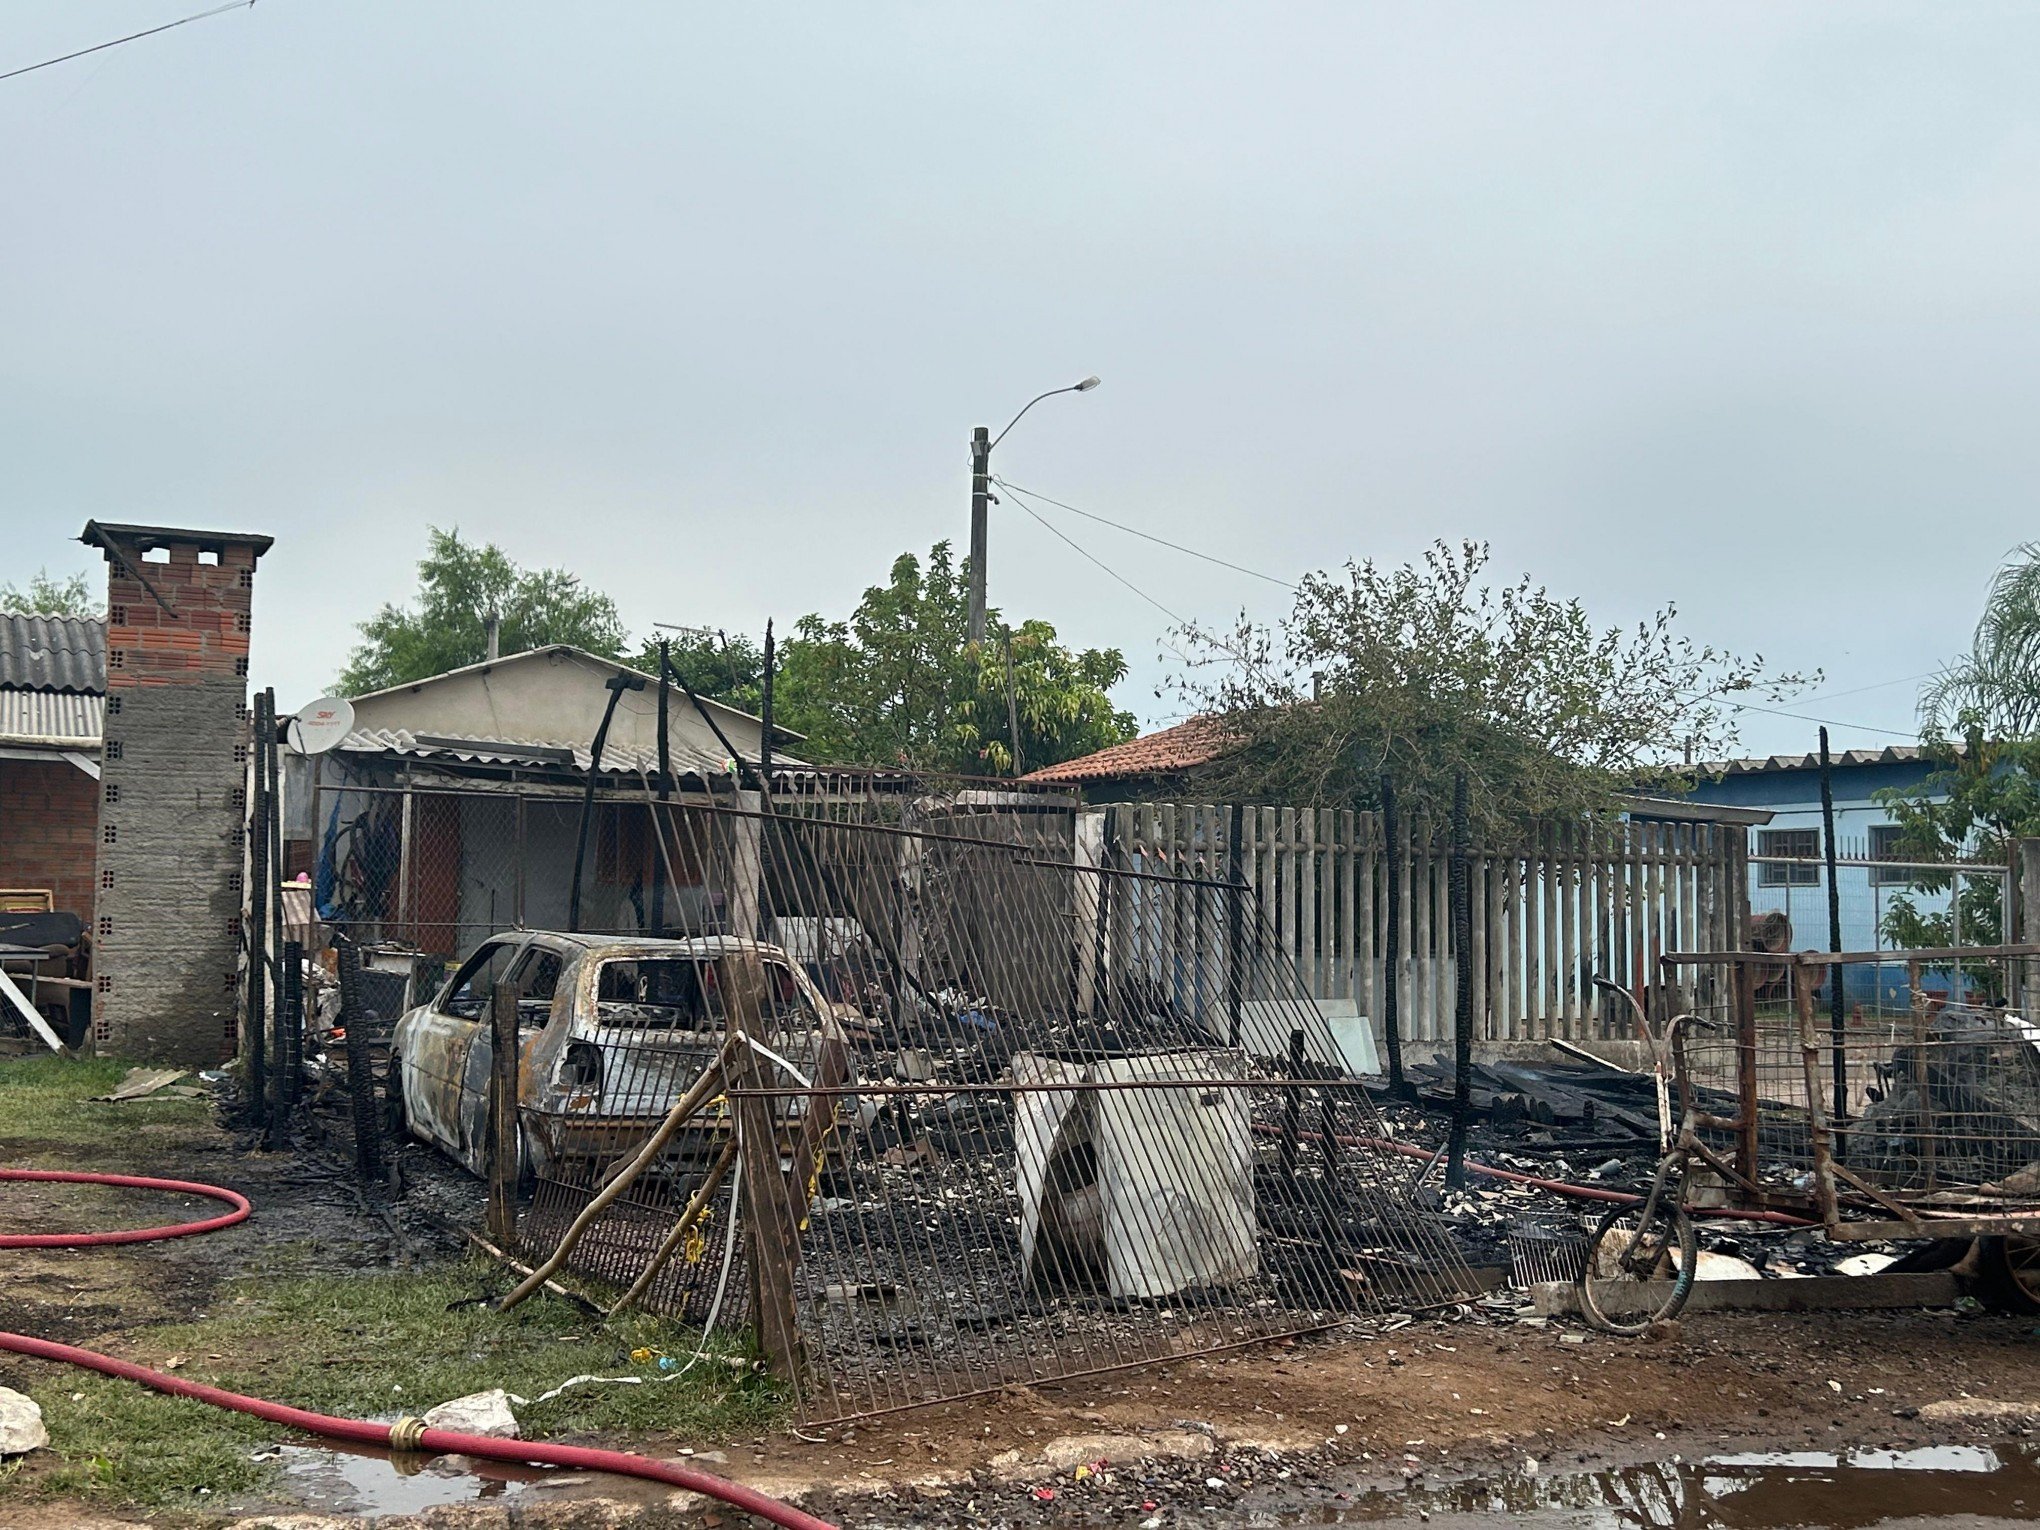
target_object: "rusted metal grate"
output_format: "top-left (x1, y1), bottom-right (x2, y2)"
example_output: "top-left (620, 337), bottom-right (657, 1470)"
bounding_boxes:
top-left (1663, 945), bottom-right (2040, 1242)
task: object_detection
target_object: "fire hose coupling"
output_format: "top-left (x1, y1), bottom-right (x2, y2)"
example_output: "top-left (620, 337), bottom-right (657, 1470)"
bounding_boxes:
top-left (387, 1416), bottom-right (430, 1452)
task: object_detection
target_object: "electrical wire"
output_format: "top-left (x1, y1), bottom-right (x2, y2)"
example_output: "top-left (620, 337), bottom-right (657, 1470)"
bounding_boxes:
top-left (1, 0), bottom-right (256, 85)
top-left (994, 479), bottom-right (1298, 589)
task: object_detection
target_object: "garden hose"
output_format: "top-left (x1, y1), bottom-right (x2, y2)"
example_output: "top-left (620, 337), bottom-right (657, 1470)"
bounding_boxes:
top-left (0, 1166), bottom-right (836, 1530)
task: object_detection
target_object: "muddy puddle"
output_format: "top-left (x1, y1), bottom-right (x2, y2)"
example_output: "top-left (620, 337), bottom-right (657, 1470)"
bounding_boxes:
top-left (219, 1438), bottom-right (680, 1517)
top-left (1251, 1443), bottom-right (2040, 1527)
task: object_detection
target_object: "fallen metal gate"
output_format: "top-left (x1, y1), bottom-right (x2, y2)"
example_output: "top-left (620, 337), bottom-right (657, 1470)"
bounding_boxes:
top-left (510, 781), bottom-right (1479, 1422)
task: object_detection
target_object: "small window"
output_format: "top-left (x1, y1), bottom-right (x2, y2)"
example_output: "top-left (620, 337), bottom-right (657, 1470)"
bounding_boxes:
top-left (440, 941), bottom-right (516, 1020)
top-left (507, 946), bottom-right (564, 1027)
top-left (142, 546), bottom-right (170, 564)
top-left (197, 549), bottom-right (219, 566)
top-left (1758, 828), bottom-right (1820, 887)
top-left (1869, 824), bottom-right (1913, 886)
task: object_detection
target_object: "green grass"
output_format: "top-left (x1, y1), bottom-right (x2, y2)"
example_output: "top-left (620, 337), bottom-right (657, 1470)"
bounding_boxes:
top-left (0, 1053), bottom-right (212, 1150)
top-left (10, 1262), bottom-right (779, 1508)
top-left (0, 1055), bottom-right (782, 1509)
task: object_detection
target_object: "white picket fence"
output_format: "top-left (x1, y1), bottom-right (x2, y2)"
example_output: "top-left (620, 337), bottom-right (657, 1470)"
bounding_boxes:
top-left (1093, 803), bottom-right (1746, 1044)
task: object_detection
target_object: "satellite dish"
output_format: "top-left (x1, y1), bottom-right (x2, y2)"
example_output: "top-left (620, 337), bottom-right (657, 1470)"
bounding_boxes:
top-left (286, 696), bottom-right (355, 756)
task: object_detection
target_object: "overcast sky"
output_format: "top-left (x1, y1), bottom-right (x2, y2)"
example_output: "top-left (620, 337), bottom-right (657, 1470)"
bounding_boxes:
top-left (5, 3), bottom-right (2036, 757)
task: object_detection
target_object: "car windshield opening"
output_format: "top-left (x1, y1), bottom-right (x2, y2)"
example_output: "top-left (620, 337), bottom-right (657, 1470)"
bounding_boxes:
top-left (593, 957), bottom-right (807, 1029)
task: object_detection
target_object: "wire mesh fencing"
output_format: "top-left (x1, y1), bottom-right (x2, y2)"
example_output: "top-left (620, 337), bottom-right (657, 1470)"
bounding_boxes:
top-left (1661, 945), bottom-right (2040, 1240)
top-left (480, 778), bottom-right (1478, 1423)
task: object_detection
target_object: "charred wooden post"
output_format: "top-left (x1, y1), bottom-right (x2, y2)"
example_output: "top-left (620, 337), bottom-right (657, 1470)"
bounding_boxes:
top-left (264, 691), bottom-right (288, 1150)
top-left (1819, 728), bottom-right (1847, 1153)
top-left (245, 689), bottom-right (270, 1132)
top-left (726, 946), bottom-right (804, 1381)
top-left (486, 979), bottom-right (519, 1243)
top-left (281, 939), bottom-right (305, 1110)
top-left (336, 935), bottom-right (381, 1177)
top-left (651, 637), bottom-right (671, 934)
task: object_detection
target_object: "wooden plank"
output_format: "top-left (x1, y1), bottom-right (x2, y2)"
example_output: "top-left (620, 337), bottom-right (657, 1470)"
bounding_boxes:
top-left (1486, 855), bottom-right (1506, 1043)
top-left (1160, 802), bottom-right (1180, 1007)
top-left (1503, 846), bottom-right (1522, 1041)
top-left (1532, 1271), bottom-right (1961, 1318)
top-left (1575, 820), bottom-right (1596, 1037)
top-left (1298, 805), bottom-right (1318, 995)
top-left (1258, 807), bottom-right (1278, 1000)
top-left (1538, 822), bottom-right (1558, 1036)
top-left (1357, 812), bottom-right (1377, 1030)
top-left (1409, 823), bottom-right (1432, 1043)
top-left (1558, 822), bottom-right (1579, 1036)
top-left (1432, 828), bottom-right (1451, 1043)
top-left (0, 967), bottom-right (63, 1053)
top-left (1470, 847), bottom-right (1489, 1040)
top-left (1336, 808), bottom-right (1355, 1001)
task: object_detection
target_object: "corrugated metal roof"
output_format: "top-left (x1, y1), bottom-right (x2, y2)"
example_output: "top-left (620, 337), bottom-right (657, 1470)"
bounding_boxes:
top-left (336, 727), bottom-right (803, 779)
top-left (0, 612), bottom-right (105, 694)
top-left (0, 690), bottom-right (103, 747)
top-left (1695, 744), bottom-right (1937, 778)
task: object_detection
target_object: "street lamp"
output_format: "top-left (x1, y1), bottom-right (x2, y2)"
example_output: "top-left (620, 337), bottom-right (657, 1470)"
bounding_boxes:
top-left (968, 376), bottom-right (1101, 644)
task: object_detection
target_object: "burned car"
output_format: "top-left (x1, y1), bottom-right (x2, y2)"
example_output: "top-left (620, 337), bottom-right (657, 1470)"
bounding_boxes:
top-left (390, 930), bottom-right (846, 1183)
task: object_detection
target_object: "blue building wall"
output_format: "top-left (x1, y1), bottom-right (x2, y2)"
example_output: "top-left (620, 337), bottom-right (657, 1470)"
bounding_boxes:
top-left (1680, 757), bottom-right (1963, 1007)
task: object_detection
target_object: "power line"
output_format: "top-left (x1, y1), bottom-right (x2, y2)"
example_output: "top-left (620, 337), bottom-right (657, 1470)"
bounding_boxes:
top-left (1705, 694), bottom-right (1921, 741)
top-left (1008, 497), bottom-right (1192, 630)
top-left (1, 0), bottom-right (255, 85)
top-left (994, 479), bottom-right (1298, 590)
top-left (1792, 670), bottom-right (1941, 706)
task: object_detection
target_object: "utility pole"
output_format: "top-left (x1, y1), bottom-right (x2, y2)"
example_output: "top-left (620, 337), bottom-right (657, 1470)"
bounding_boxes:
top-left (967, 426), bottom-right (991, 646)
top-left (966, 377), bottom-right (1099, 649)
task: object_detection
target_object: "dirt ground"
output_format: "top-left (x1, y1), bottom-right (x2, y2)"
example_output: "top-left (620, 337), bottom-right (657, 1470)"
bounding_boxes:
top-left (10, 1065), bottom-right (2040, 1528)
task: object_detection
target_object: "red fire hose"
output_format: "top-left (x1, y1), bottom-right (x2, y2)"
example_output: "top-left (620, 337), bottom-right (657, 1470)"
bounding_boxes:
top-left (0, 1167), bottom-right (836, 1530)
top-left (0, 1168), bottom-right (250, 1248)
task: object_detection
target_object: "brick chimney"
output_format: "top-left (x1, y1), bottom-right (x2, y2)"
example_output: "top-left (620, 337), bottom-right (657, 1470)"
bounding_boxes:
top-left (82, 521), bottom-right (273, 1064)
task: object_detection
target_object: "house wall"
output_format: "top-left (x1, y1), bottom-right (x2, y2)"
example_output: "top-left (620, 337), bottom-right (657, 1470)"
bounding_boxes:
top-left (1683, 759), bottom-right (1960, 1005)
top-left (345, 648), bottom-right (771, 770)
top-left (0, 757), bottom-right (98, 918)
top-left (93, 530), bottom-right (264, 1064)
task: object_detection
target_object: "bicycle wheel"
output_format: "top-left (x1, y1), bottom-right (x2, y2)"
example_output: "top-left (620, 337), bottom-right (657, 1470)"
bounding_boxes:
top-left (1577, 1197), bottom-right (1698, 1335)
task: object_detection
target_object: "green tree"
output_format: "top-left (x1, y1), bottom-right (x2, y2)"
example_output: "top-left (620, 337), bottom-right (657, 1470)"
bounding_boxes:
top-left (1876, 545), bottom-right (2040, 957)
top-left (1, 568), bottom-right (100, 618)
top-left (1172, 540), bottom-right (1806, 830)
top-left (1874, 730), bottom-right (2035, 954)
top-left (771, 542), bottom-right (1137, 773)
top-left (1920, 542), bottom-right (2040, 736)
top-left (632, 628), bottom-right (765, 712)
top-left (339, 528), bottom-right (628, 694)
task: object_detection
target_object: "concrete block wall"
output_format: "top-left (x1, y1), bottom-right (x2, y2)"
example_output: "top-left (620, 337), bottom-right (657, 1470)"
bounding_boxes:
top-left (90, 527), bottom-right (267, 1064)
top-left (0, 758), bottom-right (100, 919)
